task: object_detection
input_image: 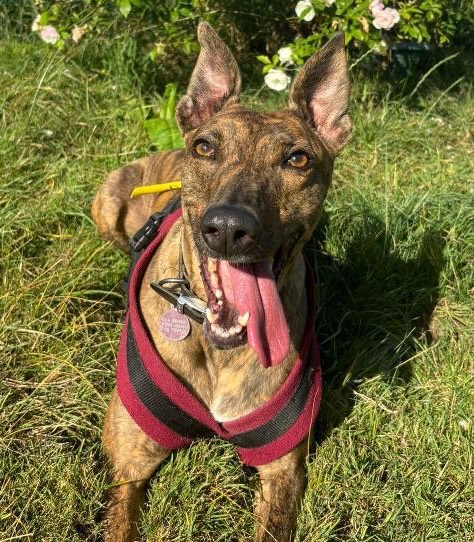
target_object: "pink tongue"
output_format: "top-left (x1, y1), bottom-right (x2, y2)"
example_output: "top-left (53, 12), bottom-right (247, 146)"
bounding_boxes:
top-left (219, 260), bottom-right (290, 367)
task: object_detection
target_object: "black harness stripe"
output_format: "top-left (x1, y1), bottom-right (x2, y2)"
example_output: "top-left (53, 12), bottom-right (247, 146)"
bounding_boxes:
top-left (127, 322), bottom-right (214, 440)
top-left (227, 356), bottom-right (314, 448)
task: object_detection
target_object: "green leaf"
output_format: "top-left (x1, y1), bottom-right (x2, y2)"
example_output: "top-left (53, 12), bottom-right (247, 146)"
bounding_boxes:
top-left (297, 6), bottom-right (313, 20)
top-left (350, 28), bottom-right (365, 42)
top-left (159, 83), bottom-right (179, 120)
top-left (407, 26), bottom-right (421, 40)
top-left (257, 55), bottom-right (271, 65)
top-left (419, 24), bottom-right (430, 40)
top-left (144, 118), bottom-right (184, 151)
top-left (145, 83), bottom-right (183, 150)
top-left (182, 41), bottom-right (194, 54)
top-left (117, 0), bottom-right (131, 18)
top-left (426, 11), bottom-right (435, 22)
top-left (39, 11), bottom-right (50, 25)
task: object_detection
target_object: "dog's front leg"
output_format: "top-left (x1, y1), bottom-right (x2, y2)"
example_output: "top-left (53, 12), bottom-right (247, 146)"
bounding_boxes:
top-left (102, 388), bottom-right (171, 542)
top-left (254, 442), bottom-right (307, 542)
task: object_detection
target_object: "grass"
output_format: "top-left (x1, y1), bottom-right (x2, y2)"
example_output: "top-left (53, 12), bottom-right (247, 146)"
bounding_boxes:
top-left (1, 36), bottom-right (473, 542)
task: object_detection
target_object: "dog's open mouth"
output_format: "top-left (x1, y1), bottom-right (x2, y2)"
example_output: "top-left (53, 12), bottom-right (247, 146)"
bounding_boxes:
top-left (199, 255), bottom-right (291, 367)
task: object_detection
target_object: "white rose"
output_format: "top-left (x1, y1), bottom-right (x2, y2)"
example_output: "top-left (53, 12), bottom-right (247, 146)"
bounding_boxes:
top-left (373, 7), bottom-right (400, 30)
top-left (71, 26), bottom-right (85, 43)
top-left (31, 15), bottom-right (41, 32)
top-left (295, 0), bottom-right (316, 22)
top-left (277, 46), bottom-right (294, 65)
top-left (264, 69), bottom-right (291, 91)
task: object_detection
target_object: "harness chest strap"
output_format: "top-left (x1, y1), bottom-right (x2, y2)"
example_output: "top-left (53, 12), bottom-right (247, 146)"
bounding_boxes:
top-left (116, 209), bottom-right (322, 467)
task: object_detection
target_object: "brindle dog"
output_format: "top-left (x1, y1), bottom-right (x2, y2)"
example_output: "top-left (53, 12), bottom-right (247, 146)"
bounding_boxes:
top-left (93, 22), bottom-right (351, 542)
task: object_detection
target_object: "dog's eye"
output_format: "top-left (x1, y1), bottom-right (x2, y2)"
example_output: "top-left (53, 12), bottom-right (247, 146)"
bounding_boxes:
top-left (193, 140), bottom-right (215, 158)
top-left (287, 152), bottom-right (310, 169)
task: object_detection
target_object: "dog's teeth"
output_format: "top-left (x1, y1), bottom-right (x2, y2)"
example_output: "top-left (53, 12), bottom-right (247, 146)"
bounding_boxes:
top-left (210, 272), bottom-right (219, 288)
top-left (229, 326), bottom-right (236, 336)
top-left (211, 324), bottom-right (230, 339)
top-left (238, 312), bottom-right (250, 327)
top-left (208, 258), bottom-right (217, 272)
top-left (211, 323), bottom-right (225, 337)
top-left (234, 324), bottom-right (242, 334)
top-left (215, 289), bottom-right (223, 299)
top-left (218, 300), bottom-right (223, 306)
top-left (206, 308), bottom-right (219, 324)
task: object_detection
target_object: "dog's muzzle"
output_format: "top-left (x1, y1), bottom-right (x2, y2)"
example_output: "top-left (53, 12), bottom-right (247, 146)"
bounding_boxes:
top-left (200, 204), bottom-right (260, 258)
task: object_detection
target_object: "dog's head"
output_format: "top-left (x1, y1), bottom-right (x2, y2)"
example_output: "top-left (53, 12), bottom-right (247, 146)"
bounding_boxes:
top-left (176, 23), bottom-right (351, 366)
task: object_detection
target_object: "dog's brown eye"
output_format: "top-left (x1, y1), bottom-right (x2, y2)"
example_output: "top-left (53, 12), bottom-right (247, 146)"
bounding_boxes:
top-left (287, 152), bottom-right (310, 169)
top-left (193, 140), bottom-right (215, 158)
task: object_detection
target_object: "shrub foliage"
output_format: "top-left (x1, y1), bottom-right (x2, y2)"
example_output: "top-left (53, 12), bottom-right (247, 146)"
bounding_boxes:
top-left (1, 0), bottom-right (472, 88)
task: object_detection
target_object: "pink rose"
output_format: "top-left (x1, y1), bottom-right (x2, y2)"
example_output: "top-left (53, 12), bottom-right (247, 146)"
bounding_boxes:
top-left (372, 7), bottom-right (400, 30)
top-left (40, 25), bottom-right (60, 44)
top-left (370, 0), bottom-right (384, 14)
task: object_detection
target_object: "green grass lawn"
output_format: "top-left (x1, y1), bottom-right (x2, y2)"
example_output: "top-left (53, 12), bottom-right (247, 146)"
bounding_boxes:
top-left (1, 39), bottom-right (473, 541)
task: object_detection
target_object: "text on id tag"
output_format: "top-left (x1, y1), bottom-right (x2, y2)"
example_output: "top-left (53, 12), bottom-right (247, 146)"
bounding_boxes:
top-left (159, 308), bottom-right (191, 341)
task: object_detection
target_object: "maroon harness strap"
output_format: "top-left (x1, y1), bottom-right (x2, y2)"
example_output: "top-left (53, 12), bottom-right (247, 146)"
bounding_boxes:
top-left (116, 209), bottom-right (322, 467)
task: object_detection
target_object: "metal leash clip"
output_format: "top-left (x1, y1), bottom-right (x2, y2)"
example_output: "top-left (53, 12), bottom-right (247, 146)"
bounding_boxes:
top-left (150, 278), bottom-right (207, 324)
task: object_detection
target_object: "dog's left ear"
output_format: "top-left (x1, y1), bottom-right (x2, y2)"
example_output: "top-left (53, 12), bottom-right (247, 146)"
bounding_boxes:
top-left (289, 32), bottom-right (351, 157)
top-left (176, 22), bottom-right (241, 133)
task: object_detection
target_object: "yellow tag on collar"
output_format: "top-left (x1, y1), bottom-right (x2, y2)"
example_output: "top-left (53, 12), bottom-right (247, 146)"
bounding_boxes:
top-left (130, 181), bottom-right (182, 199)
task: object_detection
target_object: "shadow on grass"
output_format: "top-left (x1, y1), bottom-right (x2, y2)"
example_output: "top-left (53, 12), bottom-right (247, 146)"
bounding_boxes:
top-left (306, 209), bottom-right (445, 444)
top-left (352, 48), bottom-right (473, 109)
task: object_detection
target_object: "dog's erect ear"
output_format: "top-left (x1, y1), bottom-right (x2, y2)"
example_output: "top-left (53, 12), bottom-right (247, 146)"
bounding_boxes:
top-left (176, 22), bottom-right (241, 133)
top-left (289, 32), bottom-right (351, 157)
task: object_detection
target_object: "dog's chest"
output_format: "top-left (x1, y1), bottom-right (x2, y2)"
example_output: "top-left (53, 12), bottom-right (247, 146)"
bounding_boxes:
top-left (137, 224), bottom-right (307, 424)
top-left (140, 288), bottom-right (292, 421)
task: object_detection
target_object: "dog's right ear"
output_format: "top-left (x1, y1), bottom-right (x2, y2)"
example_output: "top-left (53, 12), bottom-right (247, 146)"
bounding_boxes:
top-left (176, 22), bottom-right (241, 134)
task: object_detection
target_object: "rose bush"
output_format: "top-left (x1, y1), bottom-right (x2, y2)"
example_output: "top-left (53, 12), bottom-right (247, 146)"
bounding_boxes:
top-left (258, 0), bottom-right (470, 91)
top-left (3, 0), bottom-right (470, 94)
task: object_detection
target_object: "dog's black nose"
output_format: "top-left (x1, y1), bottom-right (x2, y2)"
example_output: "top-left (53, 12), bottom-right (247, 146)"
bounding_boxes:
top-left (200, 205), bottom-right (260, 257)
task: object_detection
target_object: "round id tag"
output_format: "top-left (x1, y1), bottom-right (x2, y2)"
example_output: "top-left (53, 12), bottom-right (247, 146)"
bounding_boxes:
top-left (159, 308), bottom-right (191, 341)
